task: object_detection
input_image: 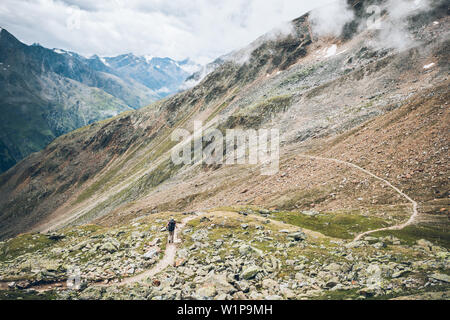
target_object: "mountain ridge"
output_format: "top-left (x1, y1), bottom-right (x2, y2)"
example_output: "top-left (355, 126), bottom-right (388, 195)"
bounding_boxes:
top-left (0, 0), bottom-right (448, 301)
top-left (0, 0), bottom-right (447, 239)
top-left (0, 28), bottom-right (204, 173)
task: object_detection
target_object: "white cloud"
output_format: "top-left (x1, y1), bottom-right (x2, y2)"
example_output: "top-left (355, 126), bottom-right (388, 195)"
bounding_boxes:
top-left (0, 0), bottom-right (331, 64)
top-left (367, 0), bottom-right (435, 51)
top-left (310, 0), bottom-right (354, 37)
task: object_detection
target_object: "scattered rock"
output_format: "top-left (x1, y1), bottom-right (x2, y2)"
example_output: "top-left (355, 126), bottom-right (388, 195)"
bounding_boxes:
top-left (143, 248), bottom-right (160, 260)
top-left (429, 273), bottom-right (450, 283)
top-left (345, 240), bottom-right (367, 249)
top-left (47, 233), bottom-right (66, 241)
top-left (372, 242), bottom-right (386, 249)
top-left (287, 231), bottom-right (306, 241)
top-left (416, 239), bottom-right (434, 250)
top-left (100, 240), bottom-right (120, 253)
top-left (235, 281), bottom-right (250, 293)
top-left (196, 286), bottom-right (217, 300)
top-left (302, 211), bottom-right (319, 217)
top-left (262, 279), bottom-right (279, 292)
top-left (241, 266), bottom-right (261, 280)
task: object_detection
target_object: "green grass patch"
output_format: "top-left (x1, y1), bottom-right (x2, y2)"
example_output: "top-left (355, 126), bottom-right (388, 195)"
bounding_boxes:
top-left (270, 210), bottom-right (391, 239)
top-left (224, 95), bottom-right (293, 129)
top-left (0, 234), bottom-right (57, 263)
top-left (372, 223), bottom-right (450, 249)
top-left (0, 289), bottom-right (57, 300)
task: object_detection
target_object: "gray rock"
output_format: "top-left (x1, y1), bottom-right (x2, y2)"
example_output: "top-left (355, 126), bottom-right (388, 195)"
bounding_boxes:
top-left (238, 244), bottom-right (263, 257)
top-left (143, 248), bottom-right (159, 260)
top-left (241, 266), bottom-right (261, 280)
top-left (195, 286), bottom-right (217, 300)
top-left (417, 239), bottom-right (434, 249)
top-left (287, 231), bottom-right (307, 241)
top-left (372, 242), bottom-right (386, 249)
top-left (235, 281), bottom-right (250, 293)
top-left (392, 270), bottom-right (409, 278)
top-left (364, 236), bottom-right (379, 243)
top-left (280, 287), bottom-right (296, 299)
top-left (302, 211), bottom-right (319, 217)
top-left (325, 278), bottom-right (339, 289)
top-left (262, 279), bottom-right (279, 292)
top-left (100, 240), bottom-right (120, 253)
top-left (429, 273), bottom-right (450, 283)
top-left (345, 240), bottom-right (367, 249)
top-left (324, 263), bottom-right (343, 273)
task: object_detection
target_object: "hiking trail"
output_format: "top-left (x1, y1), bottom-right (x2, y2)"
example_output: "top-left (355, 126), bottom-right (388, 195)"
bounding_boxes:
top-left (105, 212), bottom-right (204, 287)
top-left (9, 156), bottom-right (419, 292)
top-left (297, 154), bottom-right (419, 241)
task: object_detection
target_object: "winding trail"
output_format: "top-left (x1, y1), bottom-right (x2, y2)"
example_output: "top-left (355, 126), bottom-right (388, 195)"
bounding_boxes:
top-left (111, 150), bottom-right (422, 286)
top-left (297, 154), bottom-right (419, 241)
top-left (106, 212), bottom-right (204, 287)
top-left (2, 156), bottom-right (419, 293)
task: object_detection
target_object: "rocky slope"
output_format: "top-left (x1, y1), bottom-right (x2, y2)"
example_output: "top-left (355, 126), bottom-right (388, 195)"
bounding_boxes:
top-left (0, 0), bottom-right (448, 300)
top-left (0, 210), bottom-right (448, 300)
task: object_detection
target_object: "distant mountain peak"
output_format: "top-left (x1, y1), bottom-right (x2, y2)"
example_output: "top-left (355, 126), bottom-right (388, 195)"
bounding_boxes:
top-left (0, 28), bottom-right (27, 50)
top-left (144, 55), bottom-right (154, 63)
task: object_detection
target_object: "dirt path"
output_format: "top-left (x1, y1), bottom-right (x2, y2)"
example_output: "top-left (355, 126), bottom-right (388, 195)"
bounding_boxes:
top-left (104, 212), bottom-right (204, 287)
top-left (1, 212), bottom-right (196, 292)
top-left (297, 154), bottom-right (419, 241)
top-left (4, 155), bottom-right (419, 293)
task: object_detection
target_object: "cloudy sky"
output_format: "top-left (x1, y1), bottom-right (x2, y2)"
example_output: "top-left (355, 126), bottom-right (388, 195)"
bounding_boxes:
top-left (0, 0), bottom-right (332, 64)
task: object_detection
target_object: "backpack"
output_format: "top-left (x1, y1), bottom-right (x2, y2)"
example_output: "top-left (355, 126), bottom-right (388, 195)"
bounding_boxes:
top-left (168, 220), bottom-right (176, 232)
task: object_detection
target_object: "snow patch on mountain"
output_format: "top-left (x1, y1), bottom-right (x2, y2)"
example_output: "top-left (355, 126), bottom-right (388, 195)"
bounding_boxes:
top-left (144, 55), bottom-right (154, 64)
top-left (325, 45), bottom-right (337, 57)
top-left (99, 57), bottom-right (110, 67)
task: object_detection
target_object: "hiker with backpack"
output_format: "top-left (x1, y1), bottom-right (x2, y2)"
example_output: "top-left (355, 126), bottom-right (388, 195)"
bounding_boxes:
top-left (167, 218), bottom-right (176, 243)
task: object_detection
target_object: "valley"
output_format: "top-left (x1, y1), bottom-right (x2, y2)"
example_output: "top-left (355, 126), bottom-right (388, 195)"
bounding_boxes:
top-left (0, 0), bottom-right (448, 300)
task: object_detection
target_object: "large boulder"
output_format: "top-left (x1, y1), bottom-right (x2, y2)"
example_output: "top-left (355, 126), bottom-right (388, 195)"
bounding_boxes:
top-left (416, 239), bottom-right (434, 251)
top-left (238, 245), bottom-right (252, 255)
top-left (196, 273), bottom-right (236, 299)
top-left (238, 244), bottom-right (263, 257)
top-left (235, 281), bottom-right (250, 293)
top-left (429, 273), bottom-right (450, 283)
top-left (100, 239), bottom-right (120, 253)
top-left (241, 266), bottom-right (261, 280)
top-left (323, 263), bottom-right (343, 274)
top-left (287, 231), bottom-right (306, 241)
top-left (262, 279), bottom-right (279, 292)
top-left (143, 248), bottom-right (160, 260)
top-left (345, 240), bottom-right (367, 249)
